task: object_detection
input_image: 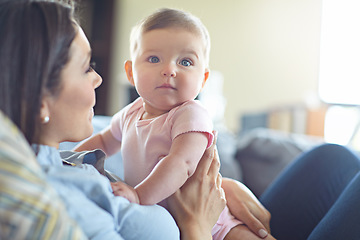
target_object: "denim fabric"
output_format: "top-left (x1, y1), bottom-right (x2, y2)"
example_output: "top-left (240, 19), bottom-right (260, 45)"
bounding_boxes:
top-left (260, 144), bottom-right (360, 240)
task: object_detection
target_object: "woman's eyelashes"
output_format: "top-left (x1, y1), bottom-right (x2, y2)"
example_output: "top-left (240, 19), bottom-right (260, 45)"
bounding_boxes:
top-left (86, 61), bottom-right (96, 73)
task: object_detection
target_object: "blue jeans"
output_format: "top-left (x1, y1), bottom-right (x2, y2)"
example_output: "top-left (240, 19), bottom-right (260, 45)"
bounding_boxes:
top-left (260, 144), bottom-right (360, 240)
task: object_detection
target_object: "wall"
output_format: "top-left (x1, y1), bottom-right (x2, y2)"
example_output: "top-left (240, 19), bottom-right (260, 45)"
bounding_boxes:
top-left (108, 0), bottom-right (323, 132)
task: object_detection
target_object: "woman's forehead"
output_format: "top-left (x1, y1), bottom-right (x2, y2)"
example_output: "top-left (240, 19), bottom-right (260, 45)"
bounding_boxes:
top-left (68, 27), bottom-right (91, 62)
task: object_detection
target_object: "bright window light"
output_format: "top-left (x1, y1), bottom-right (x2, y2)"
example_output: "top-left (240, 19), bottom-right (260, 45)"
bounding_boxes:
top-left (319, 0), bottom-right (360, 105)
top-left (324, 106), bottom-right (360, 145)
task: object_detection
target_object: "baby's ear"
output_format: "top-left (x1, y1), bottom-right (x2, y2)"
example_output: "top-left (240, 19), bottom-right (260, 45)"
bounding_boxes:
top-left (202, 68), bottom-right (210, 88)
top-left (124, 60), bottom-right (135, 86)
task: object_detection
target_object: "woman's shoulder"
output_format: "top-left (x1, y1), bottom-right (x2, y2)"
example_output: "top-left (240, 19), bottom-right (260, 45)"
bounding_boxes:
top-left (0, 112), bottom-right (88, 240)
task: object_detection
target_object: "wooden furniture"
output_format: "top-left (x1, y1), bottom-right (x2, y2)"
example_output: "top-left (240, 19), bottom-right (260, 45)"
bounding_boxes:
top-left (78, 0), bottom-right (115, 115)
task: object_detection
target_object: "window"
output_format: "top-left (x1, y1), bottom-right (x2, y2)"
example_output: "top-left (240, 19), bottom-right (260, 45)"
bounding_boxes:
top-left (319, 0), bottom-right (360, 105)
top-left (320, 0), bottom-right (360, 146)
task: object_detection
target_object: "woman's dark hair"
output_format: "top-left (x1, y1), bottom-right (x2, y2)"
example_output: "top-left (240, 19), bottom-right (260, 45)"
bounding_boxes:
top-left (0, 0), bottom-right (77, 144)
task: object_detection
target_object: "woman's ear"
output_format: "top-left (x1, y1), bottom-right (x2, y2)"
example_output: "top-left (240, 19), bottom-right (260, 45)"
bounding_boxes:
top-left (40, 98), bottom-right (51, 124)
top-left (124, 60), bottom-right (135, 86)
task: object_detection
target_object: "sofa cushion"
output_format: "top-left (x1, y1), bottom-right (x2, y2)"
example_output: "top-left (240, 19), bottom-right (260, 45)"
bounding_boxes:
top-left (235, 128), bottom-right (323, 197)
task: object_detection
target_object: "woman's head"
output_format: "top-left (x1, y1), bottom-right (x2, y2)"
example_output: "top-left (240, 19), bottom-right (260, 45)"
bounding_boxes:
top-left (0, 0), bottom-right (102, 147)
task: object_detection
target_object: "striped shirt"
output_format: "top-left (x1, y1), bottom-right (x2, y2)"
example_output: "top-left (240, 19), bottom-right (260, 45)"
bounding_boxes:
top-left (0, 111), bottom-right (87, 240)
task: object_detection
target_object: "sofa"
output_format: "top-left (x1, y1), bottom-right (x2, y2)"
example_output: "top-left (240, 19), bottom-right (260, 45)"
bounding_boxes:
top-left (60, 115), bottom-right (324, 197)
top-left (0, 111), bottom-right (325, 239)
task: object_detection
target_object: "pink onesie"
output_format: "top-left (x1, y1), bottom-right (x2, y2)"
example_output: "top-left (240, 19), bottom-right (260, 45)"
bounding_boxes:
top-left (110, 97), bottom-right (242, 240)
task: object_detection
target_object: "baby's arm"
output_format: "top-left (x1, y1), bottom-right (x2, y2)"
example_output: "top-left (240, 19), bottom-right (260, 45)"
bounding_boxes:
top-left (135, 131), bottom-right (209, 205)
top-left (73, 126), bottom-right (121, 157)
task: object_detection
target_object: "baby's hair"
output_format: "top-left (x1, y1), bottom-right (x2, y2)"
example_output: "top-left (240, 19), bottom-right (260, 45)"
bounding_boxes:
top-left (130, 8), bottom-right (210, 66)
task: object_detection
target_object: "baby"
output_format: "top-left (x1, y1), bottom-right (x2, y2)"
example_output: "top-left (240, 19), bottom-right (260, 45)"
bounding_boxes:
top-left (75, 8), bottom-right (243, 240)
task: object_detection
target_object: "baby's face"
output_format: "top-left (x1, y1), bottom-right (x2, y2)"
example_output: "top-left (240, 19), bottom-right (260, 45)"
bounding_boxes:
top-left (131, 28), bottom-right (209, 117)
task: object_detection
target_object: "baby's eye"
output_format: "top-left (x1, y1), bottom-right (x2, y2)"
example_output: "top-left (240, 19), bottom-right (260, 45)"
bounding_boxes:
top-left (179, 59), bottom-right (193, 67)
top-left (148, 56), bottom-right (160, 63)
top-left (86, 61), bottom-right (96, 73)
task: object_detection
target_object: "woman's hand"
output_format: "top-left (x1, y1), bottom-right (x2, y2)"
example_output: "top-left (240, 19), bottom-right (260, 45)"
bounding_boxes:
top-left (111, 181), bottom-right (139, 204)
top-left (222, 177), bottom-right (271, 238)
top-left (167, 131), bottom-right (226, 240)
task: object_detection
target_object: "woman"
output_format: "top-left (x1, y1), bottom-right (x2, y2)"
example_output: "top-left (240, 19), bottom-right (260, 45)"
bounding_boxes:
top-left (4, 1), bottom-right (360, 240)
top-left (0, 0), bottom-right (270, 239)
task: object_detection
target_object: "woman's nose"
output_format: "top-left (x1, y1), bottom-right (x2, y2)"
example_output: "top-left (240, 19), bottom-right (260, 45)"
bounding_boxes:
top-left (93, 71), bottom-right (103, 89)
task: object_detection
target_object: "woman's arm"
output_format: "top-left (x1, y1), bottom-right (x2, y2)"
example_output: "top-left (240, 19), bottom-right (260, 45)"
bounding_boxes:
top-left (168, 131), bottom-right (273, 239)
top-left (222, 177), bottom-right (271, 238)
top-left (167, 132), bottom-right (226, 240)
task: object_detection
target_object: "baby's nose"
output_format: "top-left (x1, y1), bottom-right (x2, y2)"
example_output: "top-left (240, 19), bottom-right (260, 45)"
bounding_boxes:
top-left (161, 64), bottom-right (177, 77)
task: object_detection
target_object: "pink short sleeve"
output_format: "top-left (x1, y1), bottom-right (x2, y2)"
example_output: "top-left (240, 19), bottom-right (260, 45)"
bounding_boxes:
top-left (170, 100), bottom-right (214, 148)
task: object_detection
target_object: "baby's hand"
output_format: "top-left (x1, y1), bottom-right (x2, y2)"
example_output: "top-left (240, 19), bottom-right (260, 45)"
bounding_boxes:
top-left (111, 181), bottom-right (140, 204)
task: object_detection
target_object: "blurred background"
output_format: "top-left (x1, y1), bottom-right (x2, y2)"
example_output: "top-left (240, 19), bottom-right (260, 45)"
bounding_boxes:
top-left (77, 0), bottom-right (360, 148)
top-left (74, 0), bottom-right (360, 196)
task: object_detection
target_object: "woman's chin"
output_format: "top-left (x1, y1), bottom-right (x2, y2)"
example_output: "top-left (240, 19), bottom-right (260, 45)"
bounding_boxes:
top-left (83, 126), bottom-right (94, 140)
top-left (89, 108), bottom-right (94, 121)
top-left (68, 126), bottom-right (93, 143)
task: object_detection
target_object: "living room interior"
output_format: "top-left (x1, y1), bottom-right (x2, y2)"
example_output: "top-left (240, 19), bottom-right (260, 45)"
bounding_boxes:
top-left (75, 0), bottom-right (360, 196)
